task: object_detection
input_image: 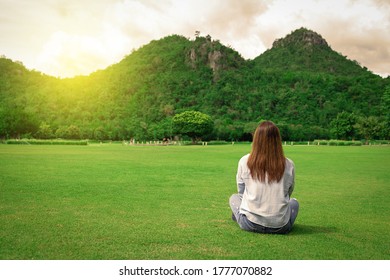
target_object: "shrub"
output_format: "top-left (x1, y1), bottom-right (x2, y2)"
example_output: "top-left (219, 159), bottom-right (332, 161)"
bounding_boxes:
top-left (5, 139), bottom-right (88, 145)
top-left (207, 141), bottom-right (230, 145)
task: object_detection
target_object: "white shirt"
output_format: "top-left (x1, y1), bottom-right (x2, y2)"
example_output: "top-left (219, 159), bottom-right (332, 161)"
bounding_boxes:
top-left (236, 154), bottom-right (295, 228)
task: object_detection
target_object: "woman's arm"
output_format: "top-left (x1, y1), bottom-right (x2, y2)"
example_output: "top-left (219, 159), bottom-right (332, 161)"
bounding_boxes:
top-left (288, 163), bottom-right (295, 196)
top-left (236, 159), bottom-right (245, 197)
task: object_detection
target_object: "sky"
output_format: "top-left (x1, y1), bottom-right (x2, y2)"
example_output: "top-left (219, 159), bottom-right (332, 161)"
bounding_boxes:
top-left (0, 0), bottom-right (389, 78)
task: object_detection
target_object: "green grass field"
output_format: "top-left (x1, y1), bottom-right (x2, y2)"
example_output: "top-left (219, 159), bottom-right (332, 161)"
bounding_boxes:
top-left (0, 144), bottom-right (389, 260)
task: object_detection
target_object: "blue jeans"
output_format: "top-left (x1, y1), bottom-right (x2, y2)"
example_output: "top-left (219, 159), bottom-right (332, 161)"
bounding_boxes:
top-left (229, 194), bottom-right (299, 234)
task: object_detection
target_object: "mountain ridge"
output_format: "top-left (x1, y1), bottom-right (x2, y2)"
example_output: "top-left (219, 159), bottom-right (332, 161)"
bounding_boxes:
top-left (253, 27), bottom-right (367, 75)
top-left (0, 28), bottom-right (389, 141)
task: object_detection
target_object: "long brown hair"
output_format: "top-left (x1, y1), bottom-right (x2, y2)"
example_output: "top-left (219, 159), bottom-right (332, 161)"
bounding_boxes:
top-left (247, 121), bottom-right (286, 183)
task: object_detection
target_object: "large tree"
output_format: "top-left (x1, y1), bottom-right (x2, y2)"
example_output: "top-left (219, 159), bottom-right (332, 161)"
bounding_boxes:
top-left (172, 111), bottom-right (214, 143)
top-left (330, 111), bottom-right (357, 140)
top-left (355, 116), bottom-right (385, 143)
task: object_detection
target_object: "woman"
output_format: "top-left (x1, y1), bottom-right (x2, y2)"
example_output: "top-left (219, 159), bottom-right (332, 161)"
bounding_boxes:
top-left (229, 121), bottom-right (299, 234)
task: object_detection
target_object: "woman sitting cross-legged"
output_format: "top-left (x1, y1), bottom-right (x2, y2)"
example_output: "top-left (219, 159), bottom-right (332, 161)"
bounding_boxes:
top-left (229, 121), bottom-right (299, 234)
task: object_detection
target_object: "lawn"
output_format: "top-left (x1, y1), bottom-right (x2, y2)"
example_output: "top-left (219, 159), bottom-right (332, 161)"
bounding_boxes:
top-left (0, 144), bottom-right (389, 260)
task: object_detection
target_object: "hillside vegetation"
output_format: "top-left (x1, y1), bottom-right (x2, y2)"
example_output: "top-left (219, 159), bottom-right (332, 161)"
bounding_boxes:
top-left (1, 28), bottom-right (389, 141)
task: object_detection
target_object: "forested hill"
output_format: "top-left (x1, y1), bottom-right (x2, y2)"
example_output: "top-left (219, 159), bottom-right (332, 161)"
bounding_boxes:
top-left (0, 28), bottom-right (389, 141)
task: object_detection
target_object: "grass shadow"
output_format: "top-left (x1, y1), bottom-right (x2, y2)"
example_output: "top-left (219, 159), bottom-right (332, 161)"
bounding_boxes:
top-left (291, 224), bottom-right (337, 235)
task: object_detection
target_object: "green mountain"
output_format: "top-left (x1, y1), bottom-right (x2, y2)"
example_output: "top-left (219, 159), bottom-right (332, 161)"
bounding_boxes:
top-left (0, 28), bottom-right (389, 141)
top-left (253, 27), bottom-right (365, 75)
top-left (244, 28), bottom-right (389, 139)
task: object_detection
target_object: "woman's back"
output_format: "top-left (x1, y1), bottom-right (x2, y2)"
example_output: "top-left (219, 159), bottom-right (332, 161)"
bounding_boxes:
top-left (237, 154), bottom-right (295, 228)
top-left (229, 121), bottom-right (299, 234)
